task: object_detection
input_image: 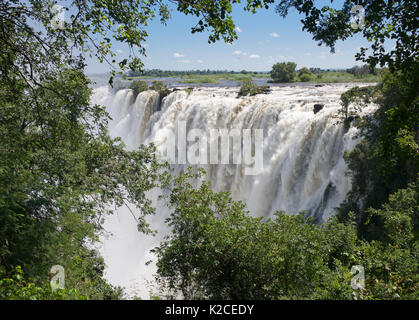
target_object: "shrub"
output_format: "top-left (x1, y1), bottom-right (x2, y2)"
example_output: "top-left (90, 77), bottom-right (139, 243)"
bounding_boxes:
top-left (130, 80), bottom-right (149, 97)
top-left (238, 78), bottom-right (259, 96)
top-left (149, 80), bottom-right (167, 92)
top-left (299, 73), bottom-right (312, 82)
top-left (150, 80), bottom-right (170, 100)
top-left (0, 266), bottom-right (87, 300)
top-left (298, 67), bottom-right (313, 82)
top-left (237, 78), bottom-right (270, 97)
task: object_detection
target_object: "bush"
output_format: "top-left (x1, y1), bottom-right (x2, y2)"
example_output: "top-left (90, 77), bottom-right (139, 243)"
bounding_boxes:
top-left (150, 80), bottom-right (170, 100)
top-left (0, 266), bottom-right (87, 300)
top-left (298, 67), bottom-right (313, 82)
top-left (130, 80), bottom-right (149, 97)
top-left (238, 78), bottom-right (258, 96)
top-left (149, 80), bottom-right (167, 92)
top-left (338, 69), bottom-right (418, 230)
top-left (237, 78), bottom-right (270, 97)
top-left (299, 73), bottom-right (312, 82)
top-left (270, 62), bottom-right (296, 83)
top-left (346, 65), bottom-right (374, 77)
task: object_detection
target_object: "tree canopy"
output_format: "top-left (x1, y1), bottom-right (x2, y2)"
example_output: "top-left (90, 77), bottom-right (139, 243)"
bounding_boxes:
top-left (275, 0), bottom-right (418, 71)
top-left (153, 169), bottom-right (418, 299)
top-left (270, 62), bottom-right (297, 82)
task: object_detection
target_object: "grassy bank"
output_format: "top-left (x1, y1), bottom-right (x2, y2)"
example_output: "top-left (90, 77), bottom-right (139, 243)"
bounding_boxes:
top-left (127, 71), bottom-right (381, 85)
top-left (310, 71), bottom-right (381, 83)
top-left (178, 73), bottom-right (268, 84)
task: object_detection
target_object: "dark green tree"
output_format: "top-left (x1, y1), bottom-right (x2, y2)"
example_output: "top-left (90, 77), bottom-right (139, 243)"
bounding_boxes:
top-left (270, 62), bottom-right (297, 82)
top-left (275, 0), bottom-right (418, 71)
top-left (130, 80), bottom-right (149, 97)
top-left (298, 67), bottom-right (313, 82)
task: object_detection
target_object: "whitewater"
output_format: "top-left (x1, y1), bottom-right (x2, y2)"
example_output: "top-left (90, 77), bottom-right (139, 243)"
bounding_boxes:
top-left (91, 83), bottom-right (374, 298)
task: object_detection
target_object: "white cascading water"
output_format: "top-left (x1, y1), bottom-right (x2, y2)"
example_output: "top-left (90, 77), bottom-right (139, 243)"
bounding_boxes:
top-left (91, 83), bottom-right (374, 298)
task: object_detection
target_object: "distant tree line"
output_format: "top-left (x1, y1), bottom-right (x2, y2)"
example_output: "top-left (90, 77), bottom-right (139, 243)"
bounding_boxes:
top-left (127, 69), bottom-right (268, 77)
top-left (127, 66), bottom-right (380, 79)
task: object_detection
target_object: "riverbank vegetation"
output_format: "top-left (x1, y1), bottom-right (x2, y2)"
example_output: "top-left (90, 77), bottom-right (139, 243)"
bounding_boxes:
top-left (126, 68), bottom-right (381, 85)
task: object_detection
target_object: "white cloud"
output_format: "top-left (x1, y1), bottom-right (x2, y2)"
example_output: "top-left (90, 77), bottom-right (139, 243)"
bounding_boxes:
top-left (236, 26), bottom-right (242, 33)
top-left (178, 59), bottom-right (190, 63)
top-left (197, 59), bottom-right (204, 63)
top-left (249, 54), bottom-right (260, 59)
top-left (116, 49), bottom-right (124, 54)
top-left (269, 32), bottom-right (280, 38)
top-left (233, 50), bottom-right (242, 55)
top-left (173, 52), bottom-right (185, 58)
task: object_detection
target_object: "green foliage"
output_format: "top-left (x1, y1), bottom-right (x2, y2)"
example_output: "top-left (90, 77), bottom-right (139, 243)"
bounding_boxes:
top-left (339, 69), bottom-right (418, 233)
top-left (0, 29), bottom-right (164, 298)
top-left (314, 71), bottom-right (379, 83)
top-left (275, 1), bottom-right (418, 72)
top-left (298, 67), bottom-right (312, 82)
top-left (173, 0), bottom-right (275, 43)
top-left (150, 80), bottom-right (168, 93)
top-left (130, 80), bottom-right (149, 98)
top-left (237, 78), bottom-right (270, 97)
top-left (299, 73), bottom-right (312, 82)
top-left (0, 264), bottom-right (124, 300)
top-left (179, 75), bottom-right (220, 85)
top-left (270, 62), bottom-right (296, 83)
top-left (184, 88), bottom-right (194, 95)
top-left (154, 169), bottom-right (330, 299)
top-left (150, 80), bottom-right (170, 105)
top-left (237, 78), bottom-right (258, 96)
top-left (176, 72), bottom-right (269, 85)
top-left (366, 181), bottom-right (418, 248)
top-left (339, 85), bottom-right (375, 120)
top-left (299, 73), bottom-right (311, 82)
top-left (357, 181), bottom-right (419, 299)
top-left (153, 169), bottom-right (419, 300)
top-left (347, 65), bottom-right (376, 77)
top-left (0, 266), bottom-right (86, 300)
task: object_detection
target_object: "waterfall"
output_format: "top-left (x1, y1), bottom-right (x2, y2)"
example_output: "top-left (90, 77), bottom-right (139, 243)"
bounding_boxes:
top-left (91, 83), bottom-right (374, 298)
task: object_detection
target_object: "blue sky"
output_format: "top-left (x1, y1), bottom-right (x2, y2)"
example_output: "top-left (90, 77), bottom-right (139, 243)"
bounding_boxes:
top-left (85, 2), bottom-right (374, 73)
